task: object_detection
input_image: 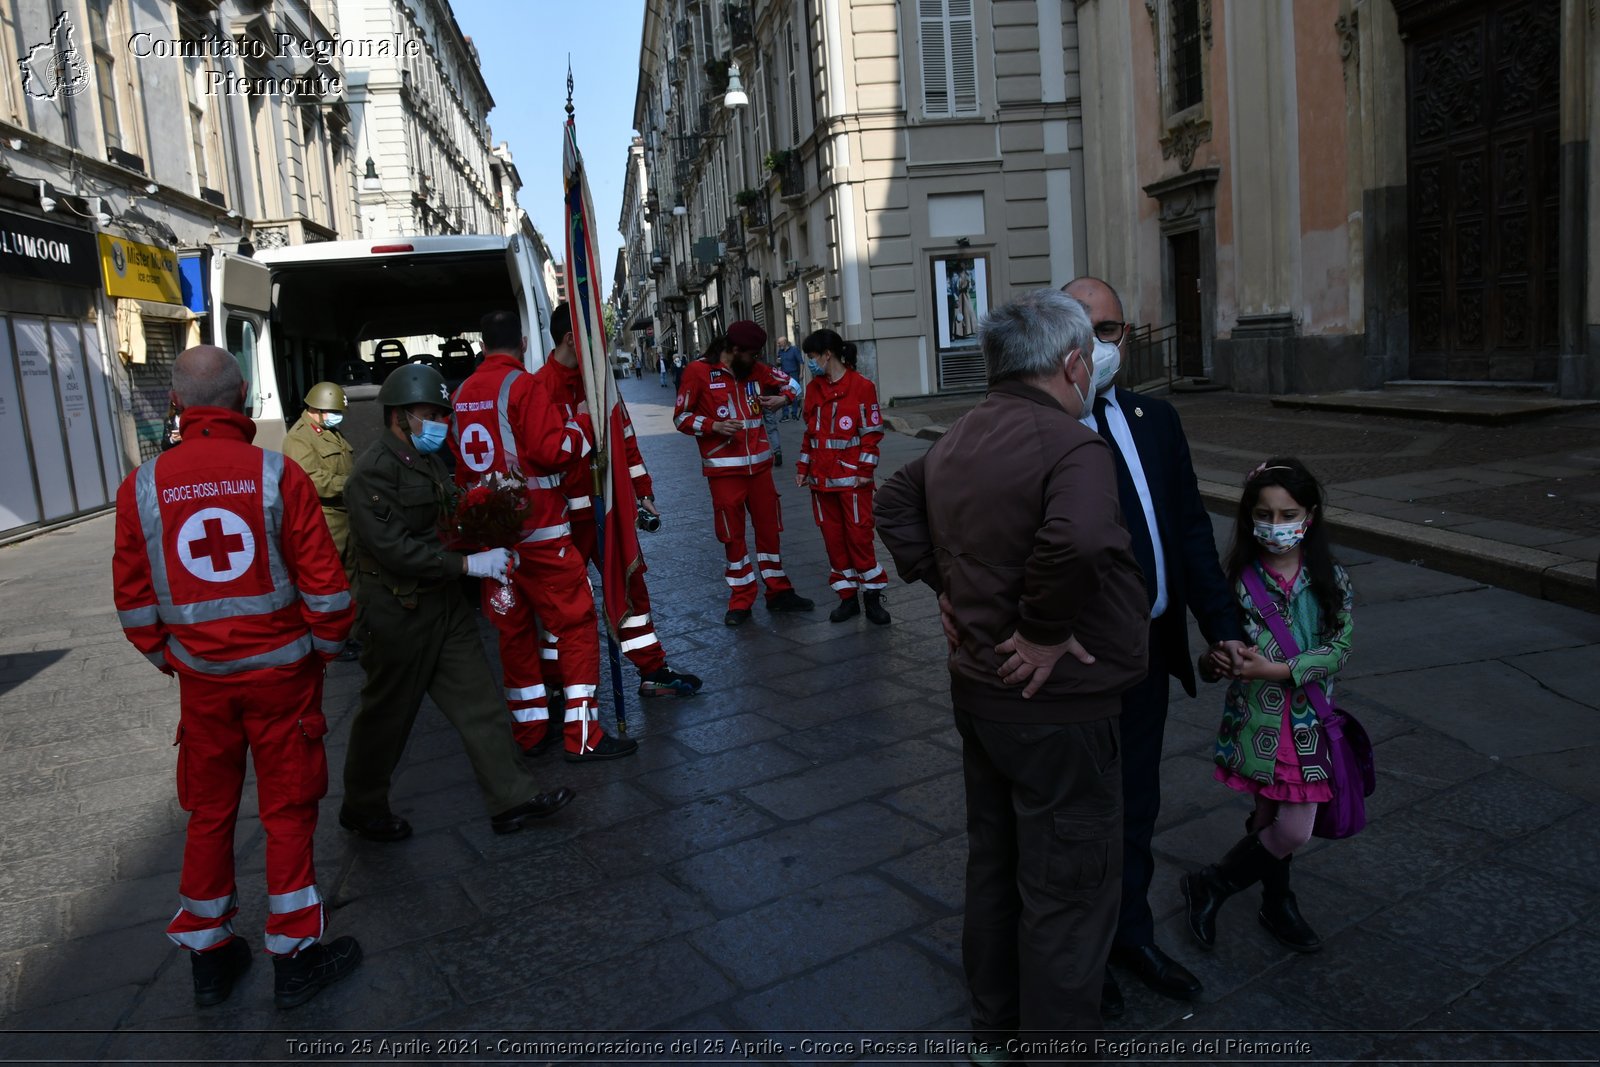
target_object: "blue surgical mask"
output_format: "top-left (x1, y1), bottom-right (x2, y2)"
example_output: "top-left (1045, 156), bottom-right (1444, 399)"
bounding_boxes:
top-left (408, 413), bottom-right (448, 454)
top-left (322, 412), bottom-right (344, 429)
top-left (805, 358), bottom-right (824, 376)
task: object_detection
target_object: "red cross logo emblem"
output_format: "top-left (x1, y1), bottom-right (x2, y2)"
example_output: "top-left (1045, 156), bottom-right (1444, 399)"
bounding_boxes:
top-left (176, 507), bottom-right (256, 582)
top-left (460, 423), bottom-right (495, 472)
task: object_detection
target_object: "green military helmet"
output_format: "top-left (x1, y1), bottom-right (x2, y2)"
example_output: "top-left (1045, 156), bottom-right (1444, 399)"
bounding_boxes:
top-left (377, 362), bottom-right (451, 408)
top-left (303, 381), bottom-right (347, 411)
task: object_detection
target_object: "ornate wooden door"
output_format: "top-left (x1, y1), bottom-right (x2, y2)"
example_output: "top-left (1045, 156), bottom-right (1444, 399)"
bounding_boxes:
top-left (1404, 0), bottom-right (1559, 381)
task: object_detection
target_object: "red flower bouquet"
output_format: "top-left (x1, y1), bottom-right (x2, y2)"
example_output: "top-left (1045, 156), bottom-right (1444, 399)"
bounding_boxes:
top-left (450, 471), bottom-right (529, 613)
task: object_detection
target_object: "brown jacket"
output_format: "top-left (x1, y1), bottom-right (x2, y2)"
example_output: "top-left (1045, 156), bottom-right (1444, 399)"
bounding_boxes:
top-left (875, 380), bottom-right (1150, 722)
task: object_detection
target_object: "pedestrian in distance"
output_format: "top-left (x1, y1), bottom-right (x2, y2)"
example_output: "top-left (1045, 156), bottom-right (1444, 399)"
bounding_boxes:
top-left (776, 336), bottom-right (804, 421)
top-left (533, 304), bottom-right (702, 700)
top-left (112, 345), bottom-right (362, 1011)
top-left (1182, 456), bottom-right (1354, 957)
top-left (282, 381), bottom-right (361, 661)
top-left (340, 362), bottom-right (579, 845)
top-left (795, 329), bottom-right (890, 625)
top-left (659, 354), bottom-right (669, 388)
top-left (671, 352), bottom-right (686, 391)
top-left (1057, 276), bottom-right (1246, 1016)
top-left (448, 319), bottom-right (638, 762)
top-left (876, 288), bottom-right (1150, 1043)
top-left (674, 323), bottom-right (815, 626)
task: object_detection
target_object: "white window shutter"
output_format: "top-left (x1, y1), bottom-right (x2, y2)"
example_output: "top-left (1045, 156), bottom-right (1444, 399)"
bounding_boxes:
top-left (919, 0), bottom-right (950, 117)
top-left (948, 0), bottom-right (978, 114)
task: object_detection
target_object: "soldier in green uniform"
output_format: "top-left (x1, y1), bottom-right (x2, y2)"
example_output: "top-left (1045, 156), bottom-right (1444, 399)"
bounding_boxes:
top-left (340, 363), bottom-right (576, 841)
top-left (283, 382), bottom-right (359, 661)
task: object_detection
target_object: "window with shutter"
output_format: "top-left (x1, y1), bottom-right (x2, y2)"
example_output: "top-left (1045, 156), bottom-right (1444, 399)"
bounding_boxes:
top-left (919, 0), bottom-right (979, 118)
top-left (785, 22), bottom-right (800, 145)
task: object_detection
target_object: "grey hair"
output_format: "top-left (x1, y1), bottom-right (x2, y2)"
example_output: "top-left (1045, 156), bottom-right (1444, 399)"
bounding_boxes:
top-left (979, 288), bottom-right (1094, 385)
top-left (171, 345), bottom-right (244, 409)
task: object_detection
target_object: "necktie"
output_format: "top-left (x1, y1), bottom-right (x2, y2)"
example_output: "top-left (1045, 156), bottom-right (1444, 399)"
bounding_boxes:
top-left (1094, 398), bottom-right (1158, 608)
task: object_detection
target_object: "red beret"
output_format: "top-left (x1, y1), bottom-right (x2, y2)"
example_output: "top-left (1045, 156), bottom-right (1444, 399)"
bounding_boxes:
top-left (726, 320), bottom-right (767, 351)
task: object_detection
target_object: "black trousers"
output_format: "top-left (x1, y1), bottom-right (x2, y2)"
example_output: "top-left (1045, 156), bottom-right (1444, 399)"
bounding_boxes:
top-left (955, 707), bottom-right (1122, 1042)
top-left (1113, 661), bottom-right (1172, 949)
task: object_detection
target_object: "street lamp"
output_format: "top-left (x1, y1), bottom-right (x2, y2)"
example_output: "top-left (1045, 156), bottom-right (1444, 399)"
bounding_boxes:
top-left (362, 157), bottom-right (381, 191)
top-left (724, 65), bottom-right (748, 108)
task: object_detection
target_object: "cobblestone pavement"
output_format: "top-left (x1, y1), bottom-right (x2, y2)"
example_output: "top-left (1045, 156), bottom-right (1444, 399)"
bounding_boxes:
top-left (0, 376), bottom-right (1597, 1064)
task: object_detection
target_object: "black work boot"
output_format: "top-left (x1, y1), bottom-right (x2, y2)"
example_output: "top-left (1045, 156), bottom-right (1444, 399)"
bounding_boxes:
top-left (1258, 853), bottom-right (1323, 953)
top-left (1180, 834), bottom-right (1274, 950)
top-left (191, 936), bottom-right (251, 1008)
top-left (273, 936), bottom-right (363, 1009)
top-left (766, 589), bottom-right (815, 612)
top-left (829, 596), bottom-right (860, 623)
top-left (862, 591), bottom-right (891, 625)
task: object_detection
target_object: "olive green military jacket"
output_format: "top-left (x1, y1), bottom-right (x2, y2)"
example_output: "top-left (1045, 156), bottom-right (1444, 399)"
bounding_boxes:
top-left (282, 415), bottom-right (354, 561)
top-left (346, 432), bottom-right (466, 605)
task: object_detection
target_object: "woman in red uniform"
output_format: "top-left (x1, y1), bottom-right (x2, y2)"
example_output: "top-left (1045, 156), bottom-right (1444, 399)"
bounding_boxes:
top-left (795, 330), bottom-right (891, 625)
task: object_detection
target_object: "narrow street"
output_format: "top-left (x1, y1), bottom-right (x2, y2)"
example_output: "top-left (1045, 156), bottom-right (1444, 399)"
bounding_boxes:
top-left (0, 375), bottom-right (1596, 1063)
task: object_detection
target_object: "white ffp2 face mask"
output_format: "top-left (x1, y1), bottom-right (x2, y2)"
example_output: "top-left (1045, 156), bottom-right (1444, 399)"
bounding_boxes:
top-left (1090, 338), bottom-right (1122, 396)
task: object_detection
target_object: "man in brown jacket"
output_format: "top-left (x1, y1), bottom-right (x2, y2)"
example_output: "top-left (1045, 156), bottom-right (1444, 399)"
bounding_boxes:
top-left (876, 287), bottom-right (1150, 1047)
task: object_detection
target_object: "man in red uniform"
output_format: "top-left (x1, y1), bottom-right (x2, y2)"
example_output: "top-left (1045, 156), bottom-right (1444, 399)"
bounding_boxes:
top-left (112, 345), bottom-right (362, 1011)
top-left (450, 316), bottom-right (637, 761)
top-left (675, 321), bottom-right (814, 626)
top-left (532, 304), bottom-right (702, 699)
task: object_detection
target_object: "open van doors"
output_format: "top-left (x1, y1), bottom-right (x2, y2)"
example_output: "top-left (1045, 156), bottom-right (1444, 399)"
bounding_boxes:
top-left (208, 251), bottom-right (281, 449)
top-left (506, 234), bottom-right (555, 370)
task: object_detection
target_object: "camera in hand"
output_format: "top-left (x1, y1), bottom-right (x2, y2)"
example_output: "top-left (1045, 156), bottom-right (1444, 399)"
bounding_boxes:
top-left (637, 505), bottom-right (661, 533)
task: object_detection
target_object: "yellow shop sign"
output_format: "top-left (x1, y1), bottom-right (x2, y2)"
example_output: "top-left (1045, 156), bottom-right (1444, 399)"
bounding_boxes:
top-left (99, 234), bottom-right (181, 302)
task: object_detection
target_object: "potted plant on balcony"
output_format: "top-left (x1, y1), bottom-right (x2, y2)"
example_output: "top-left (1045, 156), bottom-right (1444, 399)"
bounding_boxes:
top-left (763, 149), bottom-right (794, 174)
top-left (735, 187), bottom-right (767, 231)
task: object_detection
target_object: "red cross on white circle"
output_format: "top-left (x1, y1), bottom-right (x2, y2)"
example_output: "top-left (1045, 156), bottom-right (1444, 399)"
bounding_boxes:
top-left (460, 423), bottom-right (495, 472)
top-left (176, 507), bottom-right (256, 582)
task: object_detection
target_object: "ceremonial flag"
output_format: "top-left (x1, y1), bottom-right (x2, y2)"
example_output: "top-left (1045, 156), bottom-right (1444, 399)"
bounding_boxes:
top-left (563, 105), bottom-right (646, 648)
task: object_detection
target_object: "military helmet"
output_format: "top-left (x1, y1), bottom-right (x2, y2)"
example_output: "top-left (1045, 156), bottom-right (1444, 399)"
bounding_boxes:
top-left (377, 362), bottom-right (451, 408)
top-left (303, 381), bottom-right (347, 411)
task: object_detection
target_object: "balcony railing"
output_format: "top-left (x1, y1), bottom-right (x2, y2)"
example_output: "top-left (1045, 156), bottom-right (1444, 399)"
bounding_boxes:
top-left (1123, 323), bottom-right (1178, 388)
top-left (251, 216), bottom-right (338, 249)
top-left (728, 5), bottom-right (754, 53)
top-left (779, 153), bottom-right (805, 200)
top-left (740, 198), bottom-right (768, 232)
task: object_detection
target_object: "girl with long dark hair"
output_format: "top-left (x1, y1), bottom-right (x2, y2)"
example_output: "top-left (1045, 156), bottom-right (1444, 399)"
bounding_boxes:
top-left (796, 329), bottom-right (890, 624)
top-left (1181, 457), bottom-right (1354, 956)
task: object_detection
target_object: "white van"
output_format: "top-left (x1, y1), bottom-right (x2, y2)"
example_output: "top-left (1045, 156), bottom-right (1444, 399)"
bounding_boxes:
top-left (209, 234), bottom-right (556, 453)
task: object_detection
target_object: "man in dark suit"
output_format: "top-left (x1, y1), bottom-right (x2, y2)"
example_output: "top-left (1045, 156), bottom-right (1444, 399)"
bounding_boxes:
top-left (1063, 277), bottom-right (1246, 1016)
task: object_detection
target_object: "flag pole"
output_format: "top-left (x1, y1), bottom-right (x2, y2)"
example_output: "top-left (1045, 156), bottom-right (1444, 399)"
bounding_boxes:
top-left (566, 70), bottom-right (629, 735)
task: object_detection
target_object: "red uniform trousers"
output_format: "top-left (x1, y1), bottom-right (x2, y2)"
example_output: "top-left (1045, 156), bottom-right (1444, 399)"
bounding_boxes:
top-left (543, 513), bottom-right (668, 678)
top-left (709, 472), bottom-right (794, 610)
top-left (168, 658), bottom-right (326, 958)
top-left (488, 538), bottom-right (604, 754)
top-left (811, 486), bottom-right (888, 601)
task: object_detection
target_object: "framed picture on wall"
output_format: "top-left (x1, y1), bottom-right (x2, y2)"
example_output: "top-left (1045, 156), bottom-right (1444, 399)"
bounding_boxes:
top-left (933, 255), bottom-right (988, 350)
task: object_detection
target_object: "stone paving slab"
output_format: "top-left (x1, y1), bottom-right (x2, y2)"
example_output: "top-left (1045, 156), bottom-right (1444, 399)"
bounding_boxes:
top-left (0, 377), bottom-right (1597, 1064)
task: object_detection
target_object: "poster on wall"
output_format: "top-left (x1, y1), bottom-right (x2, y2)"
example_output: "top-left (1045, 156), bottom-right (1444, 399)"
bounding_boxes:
top-left (51, 320), bottom-right (108, 511)
top-left (0, 324), bottom-right (42, 532)
top-left (11, 317), bottom-right (75, 521)
top-left (932, 256), bottom-right (988, 350)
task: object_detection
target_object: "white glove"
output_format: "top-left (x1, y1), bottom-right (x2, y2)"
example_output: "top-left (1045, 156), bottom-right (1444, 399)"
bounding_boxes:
top-left (464, 548), bottom-right (514, 583)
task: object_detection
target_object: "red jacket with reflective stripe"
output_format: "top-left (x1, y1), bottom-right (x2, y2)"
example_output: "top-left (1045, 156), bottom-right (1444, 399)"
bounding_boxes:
top-left (673, 357), bottom-right (799, 477)
top-left (796, 368), bottom-right (885, 490)
top-left (112, 407), bottom-right (354, 678)
top-left (532, 355), bottom-right (655, 515)
top-left (449, 352), bottom-right (590, 539)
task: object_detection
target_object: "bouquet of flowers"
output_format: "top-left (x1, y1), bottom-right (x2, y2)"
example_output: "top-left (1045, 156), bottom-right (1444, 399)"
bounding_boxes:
top-left (449, 470), bottom-right (529, 614)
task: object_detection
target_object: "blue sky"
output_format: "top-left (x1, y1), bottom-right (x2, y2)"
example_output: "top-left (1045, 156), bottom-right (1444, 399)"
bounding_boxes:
top-left (454, 0), bottom-right (646, 282)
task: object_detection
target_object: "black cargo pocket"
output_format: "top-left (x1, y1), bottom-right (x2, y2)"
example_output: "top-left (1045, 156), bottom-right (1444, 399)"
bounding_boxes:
top-left (1047, 809), bottom-right (1119, 896)
top-left (172, 723), bottom-right (192, 812)
top-left (296, 712), bottom-right (330, 803)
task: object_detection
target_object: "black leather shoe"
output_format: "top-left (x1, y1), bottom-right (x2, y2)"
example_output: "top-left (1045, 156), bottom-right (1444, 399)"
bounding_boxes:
top-left (273, 936), bottom-right (362, 1009)
top-left (862, 591), bottom-right (891, 625)
top-left (1110, 942), bottom-right (1203, 1001)
top-left (1100, 966), bottom-right (1125, 1019)
top-left (766, 590), bottom-right (815, 612)
top-left (338, 808), bottom-right (412, 842)
top-left (491, 787), bottom-right (577, 832)
top-left (521, 728), bottom-right (563, 758)
top-left (724, 608), bottom-right (752, 627)
top-left (191, 936), bottom-right (251, 1008)
top-left (335, 640), bottom-right (361, 663)
top-left (829, 597), bottom-right (860, 623)
top-left (565, 733), bottom-right (639, 763)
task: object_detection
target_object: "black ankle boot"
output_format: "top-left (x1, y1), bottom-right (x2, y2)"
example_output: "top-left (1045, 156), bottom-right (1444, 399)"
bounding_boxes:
top-left (829, 596), bottom-right (860, 623)
top-left (1180, 834), bottom-right (1274, 950)
top-left (862, 591), bottom-right (891, 625)
top-left (1258, 853), bottom-right (1322, 953)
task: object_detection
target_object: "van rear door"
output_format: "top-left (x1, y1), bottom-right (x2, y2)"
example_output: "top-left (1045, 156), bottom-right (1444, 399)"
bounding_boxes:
top-left (208, 251), bottom-right (281, 449)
